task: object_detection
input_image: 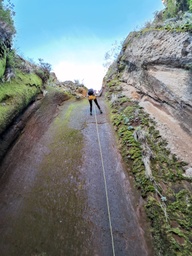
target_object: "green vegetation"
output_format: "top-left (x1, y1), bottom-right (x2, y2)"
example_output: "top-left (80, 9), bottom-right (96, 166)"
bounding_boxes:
top-left (0, 0), bottom-right (15, 79)
top-left (0, 70), bottom-right (42, 134)
top-left (0, 1), bottom-right (52, 83)
top-left (6, 49), bottom-right (16, 69)
top-left (0, 0), bottom-right (16, 36)
top-left (0, 1), bottom-right (55, 136)
top-left (163, 0), bottom-right (191, 19)
top-left (0, 53), bottom-right (6, 79)
top-left (103, 1), bottom-right (192, 255)
top-left (35, 58), bottom-right (52, 84)
top-left (136, 0), bottom-right (192, 34)
top-left (5, 98), bottom-right (92, 256)
top-left (189, 0), bottom-right (192, 11)
top-left (105, 79), bottom-right (192, 255)
top-left (163, 0), bottom-right (178, 19)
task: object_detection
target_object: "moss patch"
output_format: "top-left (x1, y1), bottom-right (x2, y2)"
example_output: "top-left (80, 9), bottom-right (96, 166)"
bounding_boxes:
top-left (8, 101), bottom-right (93, 255)
top-left (0, 69), bottom-right (42, 134)
top-left (106, 89), bottom-right (192, 256)
top-left (0, 54), bottom-right (6, 79)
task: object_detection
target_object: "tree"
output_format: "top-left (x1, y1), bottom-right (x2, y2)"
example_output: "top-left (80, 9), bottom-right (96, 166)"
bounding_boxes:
top-left (0, 0), bottom-right (15, 37)
top-left (163, 0), bottom-right (191, 18)
top-left (177, 0), bottom-right (190, 11)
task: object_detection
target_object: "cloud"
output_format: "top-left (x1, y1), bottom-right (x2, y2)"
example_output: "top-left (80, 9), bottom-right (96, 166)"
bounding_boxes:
top-left (20, 32), bottom-right (122, 90)
top-left (50, 34), bottom-right (119, 90)
top-left (53, 60), bottom-right (106, 90)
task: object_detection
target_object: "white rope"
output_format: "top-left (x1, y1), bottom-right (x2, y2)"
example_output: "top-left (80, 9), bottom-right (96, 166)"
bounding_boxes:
top-left (93, 105), bottom-right (116, 256)
top-left (150, 178), bottom-right (168, 222)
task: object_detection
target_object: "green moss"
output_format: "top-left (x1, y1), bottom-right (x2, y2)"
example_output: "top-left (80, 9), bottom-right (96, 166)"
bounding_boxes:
top-left (129, 147), bottom-right (142, 159)
top-left (39, 100), bottom-right (85, 183)
top-left (0, 54), bottom-right (6, 79)
top-left (0, 70), bottom-right (42, 134)
top-left (8, 101), bottom-right (94, 255)
top-left (106, 79), bottom-right (120, 87)
top-left (119, 97), bottom-right (127, 105)
top-left (123, 105), bottom-right (137, 116)
top-left (112, 113), bottom-right (124, 127)
top-left (145, 197), bottom-right (172, 255)
top-left (107, 94), bottom-right (192, 255)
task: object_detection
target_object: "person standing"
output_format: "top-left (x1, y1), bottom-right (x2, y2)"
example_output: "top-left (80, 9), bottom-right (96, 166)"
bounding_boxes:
top-left (87, 88), bottom-right (103, 116)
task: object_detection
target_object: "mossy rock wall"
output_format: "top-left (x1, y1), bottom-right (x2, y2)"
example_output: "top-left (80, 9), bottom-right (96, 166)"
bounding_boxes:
top-left (0, 54), bottom-right (6, 79)
top-left (105, 84), bottom-right (192, 256)
top-left (0, 70), bottom-right (43, 135)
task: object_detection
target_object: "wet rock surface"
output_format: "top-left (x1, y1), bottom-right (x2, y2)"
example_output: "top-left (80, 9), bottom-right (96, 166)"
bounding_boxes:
top-left (80, 103), bottom-right (152, 255)
top-left (0, 94), bottom-right (153, 255)
top-left (0, 89), bottom-right (69, 167)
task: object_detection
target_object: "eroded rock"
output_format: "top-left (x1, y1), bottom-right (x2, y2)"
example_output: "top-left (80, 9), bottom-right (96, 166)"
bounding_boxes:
top-left (105, 30), bottom-right (192, 135)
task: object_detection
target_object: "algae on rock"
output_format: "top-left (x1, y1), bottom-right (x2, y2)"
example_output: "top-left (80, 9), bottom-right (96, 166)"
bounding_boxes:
top-left (0, 70), bottom-right (43, 135)
top-left (106, 88), bottom-right (192, 256)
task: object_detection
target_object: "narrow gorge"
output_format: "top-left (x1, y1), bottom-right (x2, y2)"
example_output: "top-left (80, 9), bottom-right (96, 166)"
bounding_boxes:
top-left (0, 1), bottom-right (192, 255)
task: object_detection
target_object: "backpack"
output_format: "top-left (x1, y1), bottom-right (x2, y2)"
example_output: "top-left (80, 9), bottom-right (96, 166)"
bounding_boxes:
top-left (88, 88), bottom-right (94, 96)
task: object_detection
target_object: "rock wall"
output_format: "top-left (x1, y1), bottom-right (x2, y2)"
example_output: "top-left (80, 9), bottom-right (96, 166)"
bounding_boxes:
top-left (104, 30), bottom-right (192, 135)
top-left (104, 29), bottom-right (192, 255)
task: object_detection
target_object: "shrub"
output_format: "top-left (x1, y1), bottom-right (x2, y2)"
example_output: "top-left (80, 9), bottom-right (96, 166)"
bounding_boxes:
top-left (153, 10), bottom-right (164, 24)
top-left (0, 0), bottom-right (16, 39)
top-left (188, 0), bottom-right (192, 11)
top-left (163, 0), bottom-right (191, 19)
top-left (34, 58), bottom-right (52, 84)
top-left (6, 49), bottom-right (16, 68)
top-left (163, 0), bottom-right (178, 19)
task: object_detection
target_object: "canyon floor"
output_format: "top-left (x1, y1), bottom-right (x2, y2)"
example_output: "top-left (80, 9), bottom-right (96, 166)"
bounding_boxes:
top-left (0, 94), bottom-right (154, 256)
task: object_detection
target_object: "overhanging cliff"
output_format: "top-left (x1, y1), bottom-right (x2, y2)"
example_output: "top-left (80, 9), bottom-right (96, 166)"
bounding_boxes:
top-left (104, 30), bottom-right (192, 136)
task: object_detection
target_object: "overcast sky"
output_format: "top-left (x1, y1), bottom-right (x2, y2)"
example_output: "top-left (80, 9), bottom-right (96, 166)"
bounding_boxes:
top-left (10, 0), bottom-right (164, 89)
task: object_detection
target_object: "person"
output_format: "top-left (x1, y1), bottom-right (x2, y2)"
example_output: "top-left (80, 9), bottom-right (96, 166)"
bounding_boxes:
top-left (87, 88), bottom-right (103, 116)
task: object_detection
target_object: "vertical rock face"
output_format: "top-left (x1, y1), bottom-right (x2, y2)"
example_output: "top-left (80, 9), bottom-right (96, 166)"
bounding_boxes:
top-left (104, 30), bottom-right (192, 135)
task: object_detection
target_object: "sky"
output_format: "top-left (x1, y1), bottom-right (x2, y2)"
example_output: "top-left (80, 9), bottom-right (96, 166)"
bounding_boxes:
top-left (7, 0), bottom-right (164, 90)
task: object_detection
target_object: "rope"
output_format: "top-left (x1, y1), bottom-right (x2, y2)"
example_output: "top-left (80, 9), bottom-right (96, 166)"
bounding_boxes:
top-left (150, 177), bottom-right (168, 222)
top-left (93, 105), bottom-right (116, 256)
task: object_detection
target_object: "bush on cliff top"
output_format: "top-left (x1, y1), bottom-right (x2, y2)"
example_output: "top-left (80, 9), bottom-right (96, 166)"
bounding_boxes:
top-left (140, 0), bottom-right (192, 33)
top-left (163, 0), bottom-right (192, 19)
